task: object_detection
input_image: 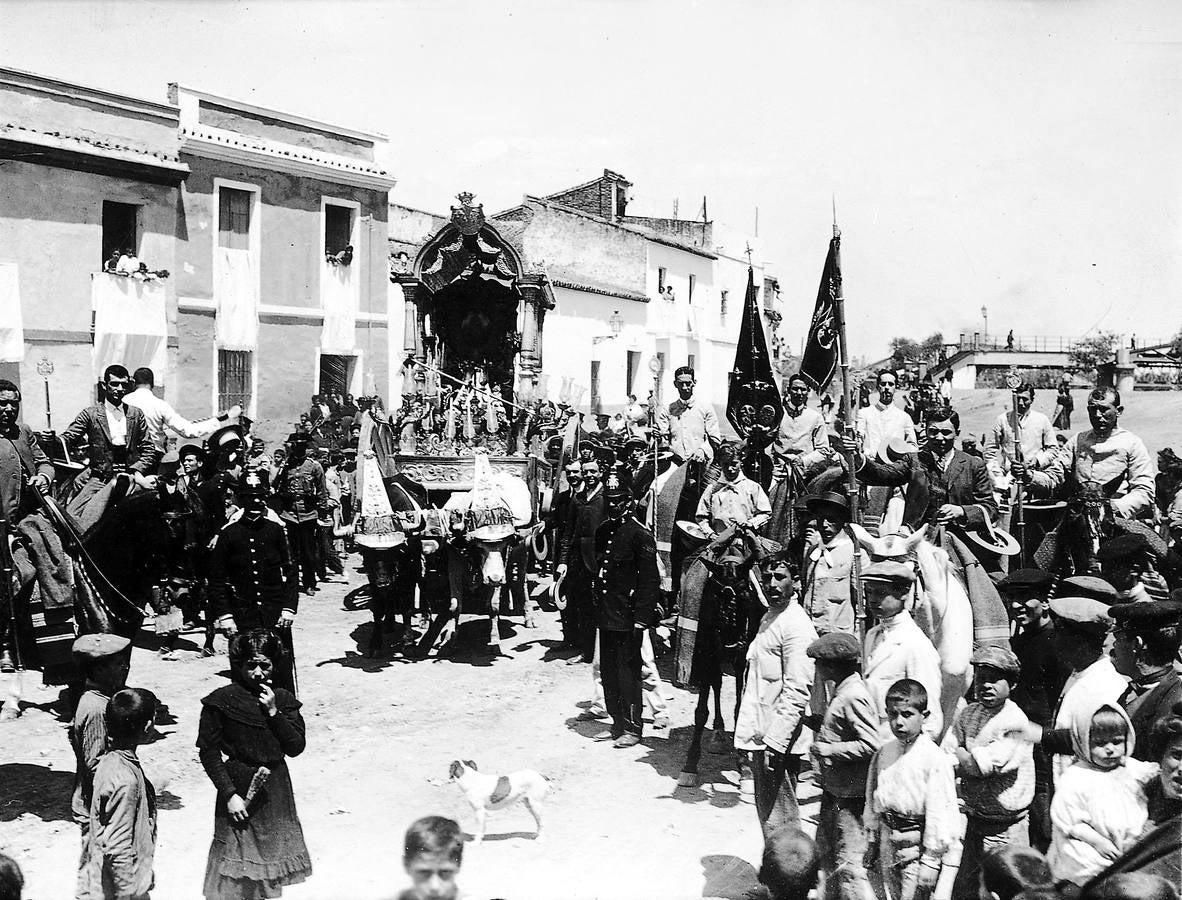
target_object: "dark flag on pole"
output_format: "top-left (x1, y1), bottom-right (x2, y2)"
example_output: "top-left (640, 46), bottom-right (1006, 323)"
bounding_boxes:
top-left (799, 237), bottom-right (842, 392)
top-left (726, 265), bottom-right (782, 441)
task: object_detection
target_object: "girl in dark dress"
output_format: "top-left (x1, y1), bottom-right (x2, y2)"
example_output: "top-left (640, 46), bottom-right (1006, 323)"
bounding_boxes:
top-left (198, 631), bottom-right (312, 899)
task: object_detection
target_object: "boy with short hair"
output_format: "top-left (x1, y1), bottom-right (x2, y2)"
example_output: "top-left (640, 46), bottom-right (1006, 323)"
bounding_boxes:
top-left (864, 679), bottom-right (960, 900)
top-left (806, 631), bottom-right (881, 900)
top-left (397, 816), bottom-right (464, 900)
top-left (81, 688), bottom-right (158, 900)
top-left (70, 634), bottom-right (132, 895)
top-left (948, 647), bottom-right (1036, 900)
top-left (695, 441), bottom-right (771, 532)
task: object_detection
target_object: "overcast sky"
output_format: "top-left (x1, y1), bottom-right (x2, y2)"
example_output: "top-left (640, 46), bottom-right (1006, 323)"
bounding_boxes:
top-left (3, 0), bottom-right (1180, 358)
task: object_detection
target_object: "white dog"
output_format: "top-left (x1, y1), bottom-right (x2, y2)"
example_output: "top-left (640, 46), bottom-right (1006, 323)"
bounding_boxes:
top-left (448, 759), bottom-right (548, 842)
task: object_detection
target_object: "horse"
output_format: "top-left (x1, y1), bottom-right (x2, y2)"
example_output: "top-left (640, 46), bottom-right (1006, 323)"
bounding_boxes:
top-left (848, 520), bottom-right (1010, 741)
top-left (674, 526), bottom-right (767, 787)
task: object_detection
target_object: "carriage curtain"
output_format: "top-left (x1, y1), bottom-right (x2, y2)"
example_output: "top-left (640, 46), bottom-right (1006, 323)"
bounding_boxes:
top-left (0, 262), bottom-right (24, 362)
top-left (214, 247), bottom-right (258, 351)
top-left (91, 273), bottom-right (167, 380)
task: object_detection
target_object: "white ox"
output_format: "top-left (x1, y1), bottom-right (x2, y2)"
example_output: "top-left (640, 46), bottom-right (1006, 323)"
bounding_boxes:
top-left (848, 522), bottom-right (974, 740)
top-left (443, 465), bottom-right (539, 653)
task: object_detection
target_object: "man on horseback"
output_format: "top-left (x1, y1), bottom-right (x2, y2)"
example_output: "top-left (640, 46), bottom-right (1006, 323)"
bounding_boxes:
top-left (62, 365), bottom-right (156, 521)
top-left (0, 379), bottom-right (56, 673)
top-left (1016, 386), bottom-right (1155, 520)
top-left (655, 366), bottom-right (720, 595)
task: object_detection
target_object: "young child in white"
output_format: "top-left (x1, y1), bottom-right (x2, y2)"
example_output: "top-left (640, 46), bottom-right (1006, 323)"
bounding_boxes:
top-left (1047, 698), bottom-right (1159, 886)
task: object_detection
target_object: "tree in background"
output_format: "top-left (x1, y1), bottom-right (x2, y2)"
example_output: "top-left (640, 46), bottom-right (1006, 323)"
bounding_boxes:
top-left (1068, 331), bottom-right (1118, 375)
top-left (889, 332), bottom-right (944, 364)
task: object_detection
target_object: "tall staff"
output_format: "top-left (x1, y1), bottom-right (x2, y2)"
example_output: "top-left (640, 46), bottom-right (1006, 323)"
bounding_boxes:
top-left (1006, 371), bottom-right (1027, 568)
top-left (799, 211), bottom-right (864, 638)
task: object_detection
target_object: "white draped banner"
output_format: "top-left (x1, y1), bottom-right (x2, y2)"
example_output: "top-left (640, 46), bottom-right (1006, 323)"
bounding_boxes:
top-left (0, 263), bottom-right (25, 363)
top-left (321, 262), bottom-right (357, 353)
top-left (91, 273), bottom-right (167, 379)
top-left (214, 247), bottom-right (258, 351)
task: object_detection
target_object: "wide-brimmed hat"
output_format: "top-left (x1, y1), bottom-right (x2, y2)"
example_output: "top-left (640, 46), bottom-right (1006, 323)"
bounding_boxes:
top-left (804, 491), bottom-right (849, 514)
top-left (959, 518), bottom-right (1021, 557)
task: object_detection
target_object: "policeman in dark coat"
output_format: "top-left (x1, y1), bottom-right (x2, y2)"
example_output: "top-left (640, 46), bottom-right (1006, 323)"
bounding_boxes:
top-left (208, 470), bottom-right (298, 692)
top-left (1112, 601), bottom-right (1182, 761)
top-left (593, 465), bottom-right (659, 747)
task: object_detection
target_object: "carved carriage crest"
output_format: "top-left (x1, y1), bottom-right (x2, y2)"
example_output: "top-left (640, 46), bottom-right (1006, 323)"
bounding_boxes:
top-left (451, 191), bottom-right (485, 236)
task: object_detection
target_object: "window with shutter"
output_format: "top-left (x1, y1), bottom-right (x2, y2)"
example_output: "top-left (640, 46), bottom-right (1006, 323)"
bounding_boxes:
top-left (218, 188), bottom-right (252, 250)
top-left (217, 349), bottom-right (252, 411)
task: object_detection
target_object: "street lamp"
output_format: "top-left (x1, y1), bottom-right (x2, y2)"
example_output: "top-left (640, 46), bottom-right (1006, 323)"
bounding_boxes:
top-left (592, 310), bottom-right (625, 345)
top-left (980, 306), bottom-right (989, 344)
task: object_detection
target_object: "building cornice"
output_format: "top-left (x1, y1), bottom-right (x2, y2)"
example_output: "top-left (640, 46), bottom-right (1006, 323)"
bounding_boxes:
top-left (171, 84), bottom-right (386, 143)
top-left (550, 279), bottom-right (649, 304)
top-left (180, 127), bottom-right (396, 191)
top-left (0, 123), bottom-right (189, 186)
top-left (0, 67), bottom-right (179, 123)
top-left (178, 298), bottom-right (387, 326)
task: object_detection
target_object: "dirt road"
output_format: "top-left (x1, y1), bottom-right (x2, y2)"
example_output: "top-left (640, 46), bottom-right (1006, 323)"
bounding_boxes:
top-left (0, 562), bottom-right (814, 900)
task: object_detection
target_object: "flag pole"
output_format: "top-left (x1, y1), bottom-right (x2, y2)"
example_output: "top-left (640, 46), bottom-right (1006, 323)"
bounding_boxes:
top-left (832, 207), bottom-right (866, 641)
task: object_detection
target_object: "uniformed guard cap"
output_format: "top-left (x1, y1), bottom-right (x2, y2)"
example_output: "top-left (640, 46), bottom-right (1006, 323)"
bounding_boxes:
top-left (996, 568), bottom-right (1055, 592)
top-left (861, 560), bottom-right (916, 586)
top-left (72, 633), bottom-right (131, 662)
top-left (1048, 596), bottom-right (1111, 635)
top-left (603, 465), bottom-right (633, 500)
top-left (1110, 600), bottom-right (1182, 634)
top-left (238, 469), bottom-right (269, 497)
top-left (807, 632), bottom-right (861, 663)
top-left (970, 645), bottom-right (1021, 676)
top-left (1058, 575), bottom-right (1119, 606)
top-left (177, 443), bottom-right (205, 461)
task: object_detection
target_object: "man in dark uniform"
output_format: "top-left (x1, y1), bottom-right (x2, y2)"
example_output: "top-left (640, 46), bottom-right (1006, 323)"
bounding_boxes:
top-left (556, 458), bottom-right (603, 663)
top-left (208, 470), bottom-right (299, 692)
top-left (273, 433), bottom-right (328, 595)
top-left (594, 465), bottom-right (660, 748)
top-left (1001, 567), bottom-right (1063, 851)
top-left (1112, 600), bottom-right (1182, 761)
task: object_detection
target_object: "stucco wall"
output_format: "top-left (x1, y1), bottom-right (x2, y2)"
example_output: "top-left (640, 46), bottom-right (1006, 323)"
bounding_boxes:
top-left (196, 102), bottom-right (374, 161)
top-left (173, 309), bottom-right (217, 423)
top-left (176, 155), bottom-right (388, 315)
top-left (517, 202), bottom-right (646, 297)
top-left (0, 72), bottom-right (179, 155)
top-left (0, 159), bottom-right (179, 415)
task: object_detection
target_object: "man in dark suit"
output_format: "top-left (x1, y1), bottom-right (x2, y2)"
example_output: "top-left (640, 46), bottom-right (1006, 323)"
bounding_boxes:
top-left (0, 379), bottom-right (55, 519)
top-left (1112, 601), bottom-right (1182, 762)
top-left (556, 458), bottom-right (604, 663)
top-left (0, 378), bottom-right (57, 673)
top-left (594, 465), bottom-right (660, 747)
top-left (62, 364), bottom-right (155, 519)
top-left (844, 409), bottom-right (997, 551)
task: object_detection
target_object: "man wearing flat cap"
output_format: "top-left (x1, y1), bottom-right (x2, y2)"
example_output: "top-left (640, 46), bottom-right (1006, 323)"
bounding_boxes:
top-left (860, 559), bottom-right (944, 738)
top-left (800, 492), bottom-right (867, 637)
top-left (1098, 532), bottom-right (1171, 603)
top-left (1057, 574), bottom-right (1119, 606)
top-left (1112, 601), bottom-right (1182, 761)
top-left (69, 633), bottom-right (131, 891)
top-left (1015, 597), bottom-right (1128, 783)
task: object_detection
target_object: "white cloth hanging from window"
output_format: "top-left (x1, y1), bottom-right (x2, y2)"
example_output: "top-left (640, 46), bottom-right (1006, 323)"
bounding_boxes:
top-left (91, 273), bottom-right (166, 379)
top-left (321, 262), bottom-right (356, 353)
top-left (0, 263), bottom-right (25, 363)
top-left (215, 247), bottom-right (258, 351)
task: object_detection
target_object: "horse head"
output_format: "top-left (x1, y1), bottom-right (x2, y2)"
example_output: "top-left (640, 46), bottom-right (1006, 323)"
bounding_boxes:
top-left (848, 522), bottom-right (928, 564)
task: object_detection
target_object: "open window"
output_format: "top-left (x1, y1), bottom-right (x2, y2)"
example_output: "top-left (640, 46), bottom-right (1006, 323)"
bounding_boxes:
top-left (324, 203), bottom-right (354, 266)
top-left (218, 188), bottom-right (252, 250)
top-left (101, 201), bottom-right (139, 267)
